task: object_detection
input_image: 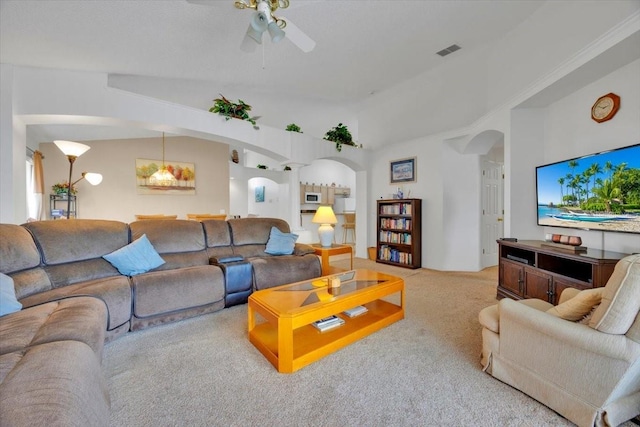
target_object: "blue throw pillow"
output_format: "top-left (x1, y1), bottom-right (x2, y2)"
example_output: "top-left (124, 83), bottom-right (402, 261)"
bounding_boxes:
top-left (265, 226), bottom-right (298, 255)
top-left (103, 234), bottom-right (165, 276)
top-left (0, 273), bottom-right (22, 316)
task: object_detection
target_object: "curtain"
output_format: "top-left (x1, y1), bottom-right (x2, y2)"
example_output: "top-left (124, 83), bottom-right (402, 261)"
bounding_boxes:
top-left (32, 150), bottom-right (44, 220)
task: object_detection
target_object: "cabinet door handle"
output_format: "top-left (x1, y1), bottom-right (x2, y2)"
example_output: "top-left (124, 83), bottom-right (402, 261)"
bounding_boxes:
top-left (518, 270), bottom-right (524, 293)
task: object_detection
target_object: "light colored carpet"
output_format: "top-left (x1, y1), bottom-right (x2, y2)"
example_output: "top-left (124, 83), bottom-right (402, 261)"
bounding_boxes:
top-left (103, 258), bottom-right (624, 426)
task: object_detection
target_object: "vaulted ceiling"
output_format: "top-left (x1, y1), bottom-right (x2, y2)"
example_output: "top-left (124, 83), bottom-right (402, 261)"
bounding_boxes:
top-left (1, 1), bottom-right (635, 149)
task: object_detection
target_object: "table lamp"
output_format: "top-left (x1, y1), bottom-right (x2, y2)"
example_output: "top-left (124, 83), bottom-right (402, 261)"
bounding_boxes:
top-left (312, 206), bottom-right (338, 247)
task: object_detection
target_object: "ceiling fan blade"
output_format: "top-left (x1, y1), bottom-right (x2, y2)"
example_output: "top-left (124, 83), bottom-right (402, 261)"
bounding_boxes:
top-left (283, 18), bottom-right (315, 53)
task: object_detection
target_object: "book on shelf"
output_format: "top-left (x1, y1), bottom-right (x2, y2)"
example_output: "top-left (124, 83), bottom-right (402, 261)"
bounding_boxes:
top-left (343, 305), bottom-right (368, 318)
top-left (312, 315), bottom-right (345, 332)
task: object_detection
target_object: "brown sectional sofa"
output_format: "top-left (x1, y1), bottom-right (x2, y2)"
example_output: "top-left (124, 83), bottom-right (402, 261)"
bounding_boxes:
top-left (0, 217), bottom-right (321, 426)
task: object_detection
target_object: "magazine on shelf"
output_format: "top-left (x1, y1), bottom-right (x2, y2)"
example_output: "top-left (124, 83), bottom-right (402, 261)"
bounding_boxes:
top-left (312, 315), bottom-right (345, 332)
top-left (343, 305), bottom-right (368, 318)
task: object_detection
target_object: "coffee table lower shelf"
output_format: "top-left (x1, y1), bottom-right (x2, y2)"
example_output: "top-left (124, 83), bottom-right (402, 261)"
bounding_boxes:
top-left (249, 299), bottom-right (403, 373)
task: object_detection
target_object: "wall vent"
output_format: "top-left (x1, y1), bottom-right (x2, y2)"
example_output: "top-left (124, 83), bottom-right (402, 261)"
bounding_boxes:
top-left (436, 44), bottom-right (461, 57)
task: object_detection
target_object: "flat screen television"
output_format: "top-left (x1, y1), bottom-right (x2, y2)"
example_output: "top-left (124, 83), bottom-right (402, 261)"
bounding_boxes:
top-left (536, 143), bottom-right (640, 234)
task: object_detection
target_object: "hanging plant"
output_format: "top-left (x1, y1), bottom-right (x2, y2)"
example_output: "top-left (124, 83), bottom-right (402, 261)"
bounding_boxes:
top-left (324, 123), bottom-right (358, 152)
top-left (286, 123), bottom-right (302, 133)
top-left (209, 94), bottom-right (260, 127)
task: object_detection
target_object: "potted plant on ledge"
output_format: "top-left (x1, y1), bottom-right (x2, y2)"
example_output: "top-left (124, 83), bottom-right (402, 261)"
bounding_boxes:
top-left (324, 123), bottom-right (360, 152)
top-left (209, 94), bottom-right (260, 128)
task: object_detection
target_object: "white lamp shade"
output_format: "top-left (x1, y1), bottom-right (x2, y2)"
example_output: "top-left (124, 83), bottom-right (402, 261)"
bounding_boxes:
top-left (54, 140), bottom-right (90, 157)
top-left (312, 206), bottom-right (338, 225)
top-left (268, 21), bottom-right (285, 43)
top-left (312, 206), bottom-right (337, 247)
top-left (84, 172), bottom-right (103, 185)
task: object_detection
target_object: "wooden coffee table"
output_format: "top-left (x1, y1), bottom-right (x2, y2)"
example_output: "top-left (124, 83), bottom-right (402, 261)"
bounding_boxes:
top-left (247, 269), bottom-right (404, 373)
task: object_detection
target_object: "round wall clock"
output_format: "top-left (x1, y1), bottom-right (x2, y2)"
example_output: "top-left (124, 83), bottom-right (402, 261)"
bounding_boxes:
top-left (591, 92), bottom-right (620, 123)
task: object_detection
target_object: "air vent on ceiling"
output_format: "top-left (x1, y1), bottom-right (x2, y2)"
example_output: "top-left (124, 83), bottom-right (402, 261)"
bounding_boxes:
top-left (436, 44), bottom-right (461, 57)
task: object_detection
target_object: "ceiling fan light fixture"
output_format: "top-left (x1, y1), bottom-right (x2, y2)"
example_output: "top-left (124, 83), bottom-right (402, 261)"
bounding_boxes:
top-left (251, 11), bottom-right (268, 32)
top-left (267, 21), bottom-right (285, 43)
top-left (246, 23), bottom-right (263, 43)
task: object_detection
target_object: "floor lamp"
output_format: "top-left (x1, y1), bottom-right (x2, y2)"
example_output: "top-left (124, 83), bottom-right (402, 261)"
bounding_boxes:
top-left (54, 140), bottom-right (91, 219)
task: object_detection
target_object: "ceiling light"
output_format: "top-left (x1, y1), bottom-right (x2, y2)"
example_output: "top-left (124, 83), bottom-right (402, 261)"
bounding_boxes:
top-left (267, 21), bottom-right (285, 43)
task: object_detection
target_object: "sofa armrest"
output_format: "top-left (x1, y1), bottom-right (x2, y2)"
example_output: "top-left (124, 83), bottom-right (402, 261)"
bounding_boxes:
top-left (498, 298), bottom-right (640, 404)
top-left (210, 255), bottom-right (244, 265)
top-left (293, 243), bottom-right (315, 256)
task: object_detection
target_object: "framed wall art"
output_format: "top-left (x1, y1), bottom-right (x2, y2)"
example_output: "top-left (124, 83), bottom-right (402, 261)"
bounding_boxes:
top-left (255, 186), bottom-right (265, 203)
top-left (135, 158), bottom-right (196, 195)
top-left (390, 157), bottom-right (416, 184)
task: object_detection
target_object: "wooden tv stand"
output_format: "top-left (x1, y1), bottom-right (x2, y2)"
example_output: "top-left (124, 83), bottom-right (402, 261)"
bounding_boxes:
top-left (497, 239), bottom-right (628, 305)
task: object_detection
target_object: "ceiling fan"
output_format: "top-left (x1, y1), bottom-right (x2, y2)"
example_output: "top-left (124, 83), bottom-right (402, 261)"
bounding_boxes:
top-left (188, 0), bottom-right (315, 53)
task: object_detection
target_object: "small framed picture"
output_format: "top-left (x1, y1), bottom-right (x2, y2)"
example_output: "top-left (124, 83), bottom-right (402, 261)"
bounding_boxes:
top-left (255, 186), bottom-right (265, 203)
top-left (390, 157), bottom-right (416, 183)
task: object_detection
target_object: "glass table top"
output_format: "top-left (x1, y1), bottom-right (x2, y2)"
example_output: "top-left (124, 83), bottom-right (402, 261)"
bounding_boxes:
top-left (251, 270), bottom-right (401, 313)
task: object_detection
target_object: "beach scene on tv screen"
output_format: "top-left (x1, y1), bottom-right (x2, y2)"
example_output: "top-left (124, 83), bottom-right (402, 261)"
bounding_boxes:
top-left (537, 144), bottom-right (640, 233)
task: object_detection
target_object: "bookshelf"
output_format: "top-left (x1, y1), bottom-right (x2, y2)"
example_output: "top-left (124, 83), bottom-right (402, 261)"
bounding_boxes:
top-left (376, 199), bottom-right (422, 269)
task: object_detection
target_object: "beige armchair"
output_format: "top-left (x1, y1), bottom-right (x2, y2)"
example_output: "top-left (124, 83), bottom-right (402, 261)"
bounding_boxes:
top-left (479, 254), bottom-right (640, 427)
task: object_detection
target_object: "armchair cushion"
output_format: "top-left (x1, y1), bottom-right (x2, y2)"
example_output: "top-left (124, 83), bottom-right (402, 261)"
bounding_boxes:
top-left (589, 254), bottom-right (640, 334)
top-left (546, 287), bottom-right (604, 321)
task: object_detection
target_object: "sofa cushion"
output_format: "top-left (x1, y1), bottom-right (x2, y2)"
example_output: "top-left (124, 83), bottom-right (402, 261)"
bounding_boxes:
top-left (0, 297), bottom-right (107, 358)
top-left (103, 234), bottom-right (165, 276)
top-left (264, 226), bottom-right (298, 255)
top-left (0, 224), bottom-right (41, 274)
top-left (251, 254), bottom-right (322, 291)
top-left (228, 217), bottom-right (290, 246)
top-left (0, 341), bottom-right (110, 427)
top-left (202, 219), bottom-right (232, 248)
top-left (589, 254), bottom-right (640, 334)
top-left (0, 273), bottom-right (21, 317)
top-left (130, 219), bottom-right (206, 253)
top-left (546, 287), bottom-right (604, 321)
top-left (131, 265), bottom-right (225, 318)
top-left (23, 219), bottom-right (129, 265)
top-left (18, 277), bottom-right (132, 332)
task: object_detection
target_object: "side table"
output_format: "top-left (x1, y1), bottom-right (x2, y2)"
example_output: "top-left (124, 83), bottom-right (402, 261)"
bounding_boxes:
top-left (311, 243), bottom-right (353, 275)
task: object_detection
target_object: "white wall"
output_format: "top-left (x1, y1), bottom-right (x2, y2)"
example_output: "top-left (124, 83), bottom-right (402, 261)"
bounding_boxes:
top-left (539, 58), bottom-right (640, 253)
top-left (39, 136), bottom-right (229, 222)
top-left (370, 136), bottom-right (446, 269)
top-left (247, 177), bottom-right (281, 218)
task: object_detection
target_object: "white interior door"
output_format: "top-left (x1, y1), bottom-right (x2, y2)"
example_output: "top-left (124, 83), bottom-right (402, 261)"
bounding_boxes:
top-left (481, 160), bottom-right (504, 268)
